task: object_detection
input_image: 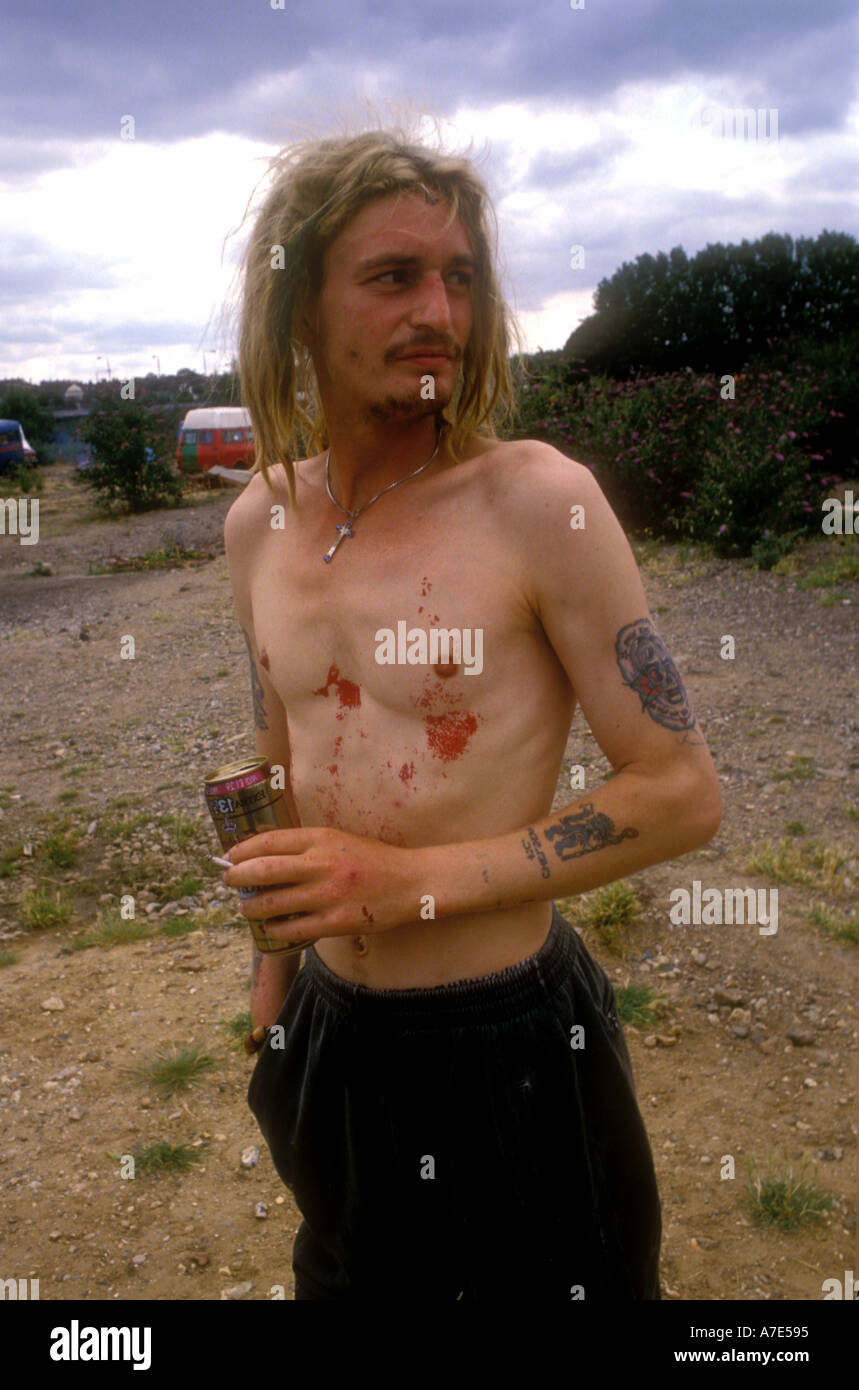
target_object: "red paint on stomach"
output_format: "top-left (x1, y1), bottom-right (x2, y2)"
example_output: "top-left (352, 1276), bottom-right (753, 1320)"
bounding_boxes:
top-left (399, 761), bottom-right (415, 783)
top-left (313, 664), bottom-right (361, 717)
top-left (425, 711), bottom-right (478, 761)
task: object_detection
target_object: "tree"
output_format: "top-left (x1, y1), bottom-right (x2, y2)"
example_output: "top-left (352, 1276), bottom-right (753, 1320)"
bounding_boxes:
top-left (0, 386), bottom-right (56, 458)
top-left (80, 397), bottom-right (183, 511)
top-left (565, 229), bottom-right (859, 376)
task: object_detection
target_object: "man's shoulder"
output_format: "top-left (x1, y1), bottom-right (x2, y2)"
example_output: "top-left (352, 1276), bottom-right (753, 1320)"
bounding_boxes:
top-left (224, 463), bottom-right (292, 543)
top-left (469, 436), bottom-right (599, 504)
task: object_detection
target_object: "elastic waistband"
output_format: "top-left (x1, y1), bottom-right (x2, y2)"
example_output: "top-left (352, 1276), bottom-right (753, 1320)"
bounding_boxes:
top-left (302, 904), bottom-right (580, 1029)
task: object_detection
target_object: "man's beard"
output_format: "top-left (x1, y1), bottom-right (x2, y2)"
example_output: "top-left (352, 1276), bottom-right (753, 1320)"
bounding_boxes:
top-left (362, 388), bottom-right (450, 426)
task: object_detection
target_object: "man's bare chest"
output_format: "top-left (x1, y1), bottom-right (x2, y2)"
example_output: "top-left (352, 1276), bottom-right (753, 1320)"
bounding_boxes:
top-left (247, 499), bottom-right (537, 720)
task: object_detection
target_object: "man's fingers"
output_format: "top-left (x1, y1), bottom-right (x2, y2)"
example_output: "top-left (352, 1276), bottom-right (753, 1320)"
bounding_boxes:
top-left (223, 828), bottom-right (316, 864)
top-left (224, 856), bottom-right (315, 891)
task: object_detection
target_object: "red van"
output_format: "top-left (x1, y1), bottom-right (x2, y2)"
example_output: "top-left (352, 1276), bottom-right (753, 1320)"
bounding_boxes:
top-left (177, 408), bottom-right (254, 473)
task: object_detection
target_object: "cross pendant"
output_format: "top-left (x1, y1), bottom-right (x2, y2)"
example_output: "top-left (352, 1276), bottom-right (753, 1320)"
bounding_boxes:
top-left (323, 519), bottom-right (355, 564)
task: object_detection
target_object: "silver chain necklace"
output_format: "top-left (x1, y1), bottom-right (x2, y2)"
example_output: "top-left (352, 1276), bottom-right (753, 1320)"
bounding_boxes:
top-left (322, 423), bottom-right (442, 563)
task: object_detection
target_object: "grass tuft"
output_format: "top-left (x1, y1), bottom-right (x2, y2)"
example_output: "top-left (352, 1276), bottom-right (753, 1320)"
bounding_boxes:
top-left (121, 1140), bottom-right (204, 1176)
top-left (127, 1043), bottom-right (217, 1096)
top-left (614, 982), bottom-right (667, 1027)
top-left (745, 1152), bottom-right (833, 1232)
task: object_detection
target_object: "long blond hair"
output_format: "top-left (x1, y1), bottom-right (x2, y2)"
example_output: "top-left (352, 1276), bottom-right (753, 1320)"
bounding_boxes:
top-left (236, 119), bottom-right (524, 501)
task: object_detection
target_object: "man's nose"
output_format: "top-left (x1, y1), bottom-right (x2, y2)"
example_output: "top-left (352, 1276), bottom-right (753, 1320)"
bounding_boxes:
top-left (409, 272), bottom-right (454, 331)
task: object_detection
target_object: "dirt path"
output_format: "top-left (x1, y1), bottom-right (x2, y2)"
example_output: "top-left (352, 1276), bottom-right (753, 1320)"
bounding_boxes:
top-left (0, 464), bottom-right (855, 1301)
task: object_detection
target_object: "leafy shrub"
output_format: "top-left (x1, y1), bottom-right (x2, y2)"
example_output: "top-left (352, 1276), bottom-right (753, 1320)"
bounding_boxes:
top-left (81, 396), bottom-right (183, 512)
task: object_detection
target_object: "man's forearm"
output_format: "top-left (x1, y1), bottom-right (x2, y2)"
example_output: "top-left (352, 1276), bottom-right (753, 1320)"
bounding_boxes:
top-left (419, 762), bottom-right (722, 920)
top-left (250, 945), bottom-right (301, 1028)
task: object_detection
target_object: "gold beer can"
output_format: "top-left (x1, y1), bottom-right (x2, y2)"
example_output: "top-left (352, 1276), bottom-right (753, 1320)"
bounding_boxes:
top-left (203, 756), bottom-right (315, 956)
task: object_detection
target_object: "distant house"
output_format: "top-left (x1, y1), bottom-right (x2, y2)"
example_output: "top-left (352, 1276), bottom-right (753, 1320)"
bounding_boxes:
top-left (52, 383), bottom-right (91, 458)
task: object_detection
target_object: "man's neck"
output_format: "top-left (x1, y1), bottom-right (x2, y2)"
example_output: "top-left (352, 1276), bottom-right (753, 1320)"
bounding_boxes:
top-left (324, 415), bottom-right (447, 512)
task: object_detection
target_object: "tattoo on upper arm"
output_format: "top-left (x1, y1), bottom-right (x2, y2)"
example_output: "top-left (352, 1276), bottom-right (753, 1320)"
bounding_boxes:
top-left (242, 628), bottom-right (268, 731)
top-left (543, 802), bottom-right (638, 861)
top-left (616, 618), bottom-right (697, 734)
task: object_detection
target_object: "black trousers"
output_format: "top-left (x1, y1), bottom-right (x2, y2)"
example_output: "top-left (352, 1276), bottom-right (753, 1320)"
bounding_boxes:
top-left (248, 904), bottom-right (662, 1300)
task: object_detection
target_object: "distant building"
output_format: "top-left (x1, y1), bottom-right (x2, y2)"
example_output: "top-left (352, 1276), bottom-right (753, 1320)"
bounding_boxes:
top-left (53, 383), bottom-right (90, 457)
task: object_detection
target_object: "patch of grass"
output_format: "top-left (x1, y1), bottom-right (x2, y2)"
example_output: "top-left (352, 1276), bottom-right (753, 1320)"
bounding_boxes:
top-left (572, 880), bottom-right (640, 953)
top-left (57, 790), bottom-right (79, 803)
top-left (807, 903), bottom-right (858, 946)
top-left (614, 982), bottom-right (666, 1027)
top-left (784, 821), bottom-right (807, 837)
top-left (767, 713), bottom-right (787, 724)
top-left (221, 1010), bottom-right (253, 1046)
top-left (845, 803), bottom-right (858, 822)
top-left (214, 667), bottom-right (231, 678)
top-left (164, 873), bottom-right (203, 898)
top-left (88, 544), bottom-right (213, 575)
top-left (744, 837), bottom-right (850, 893)
top-left (127, 1043), bottom-right (218, 1096)
top-left (71, 914), bottom-right (152, 950)
top-left (0, 843), bottom-right (25, 877)
top-left (745, 1152), bottom-right (833, 1233)
top-left (0, 951), bottom-right (20, 967)
top-left (100, 810), bottom-right (155, 839)
top-left (61, 762), bottom-right (97, 779)
top-left (120, 1140), bottom-right (204, 1176)
top-left (797, 550), bottom-right (859, 590)
top-left (158, 810), bottom-right (198, 850)
top-left (40, 828), bottom-right (80, 870)
top-left (160, 916), bottom-right (197, 937)
top-left (20, 884), bottom-right (74, 930)
top-left (772, 756), bottom-right (815, 783)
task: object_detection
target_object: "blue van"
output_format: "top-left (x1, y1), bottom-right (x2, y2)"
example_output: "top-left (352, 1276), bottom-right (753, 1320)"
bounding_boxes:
top-left (0, 419), bottom-right (37, 474)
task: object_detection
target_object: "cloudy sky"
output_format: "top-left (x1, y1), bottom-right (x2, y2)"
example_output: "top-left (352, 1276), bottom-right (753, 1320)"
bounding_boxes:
top-left (2, 0), bottom-right (857, 384)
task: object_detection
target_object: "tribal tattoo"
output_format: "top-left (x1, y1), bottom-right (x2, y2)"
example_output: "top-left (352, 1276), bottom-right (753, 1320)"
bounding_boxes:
top-left (543, 802), bottom-right (638, 862)
top-left (522, 826), bottom-right (552, 878)
top-left (242, 627), bottom-right (269, 731)
top-left (615, 618), bottom-right (697, 734)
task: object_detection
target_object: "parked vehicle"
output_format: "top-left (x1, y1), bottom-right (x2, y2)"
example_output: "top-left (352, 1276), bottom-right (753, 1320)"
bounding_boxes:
top-left (176, 408), bottom-right (254, 473)
top-left (0, 419), bottom-right (38, 473)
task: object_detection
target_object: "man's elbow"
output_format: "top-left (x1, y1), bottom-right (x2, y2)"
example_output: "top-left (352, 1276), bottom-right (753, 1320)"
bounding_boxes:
top-left (678, 765), bottom-right (723, 847)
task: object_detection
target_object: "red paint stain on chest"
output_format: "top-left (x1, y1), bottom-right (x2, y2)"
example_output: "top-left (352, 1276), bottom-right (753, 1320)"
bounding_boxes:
top-left (313, 664), bottom-right (361, 717)
top-left (399, 761), bottom-right (415, 783)
top-left (425, 711), bottom-right (478, 761)
top-left (328, 764), bottom-right (338, 775)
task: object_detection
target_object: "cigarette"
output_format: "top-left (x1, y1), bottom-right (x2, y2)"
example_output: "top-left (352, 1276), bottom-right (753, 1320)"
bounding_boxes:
top-left (206, 853), bottom-right (235, 870)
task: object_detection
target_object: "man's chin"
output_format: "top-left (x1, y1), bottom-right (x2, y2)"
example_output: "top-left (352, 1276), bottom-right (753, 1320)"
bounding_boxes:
top-left (364, 394), bottom-right (449, 425)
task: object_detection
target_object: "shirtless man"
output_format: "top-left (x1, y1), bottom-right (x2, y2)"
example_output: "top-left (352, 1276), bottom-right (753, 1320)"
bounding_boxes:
top-left (220, 129), bottom-right (722, 1301)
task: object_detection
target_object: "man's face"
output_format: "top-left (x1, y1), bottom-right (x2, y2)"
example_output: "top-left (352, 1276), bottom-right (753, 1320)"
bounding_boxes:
top-left (303, 190), bottom-right (475, 427)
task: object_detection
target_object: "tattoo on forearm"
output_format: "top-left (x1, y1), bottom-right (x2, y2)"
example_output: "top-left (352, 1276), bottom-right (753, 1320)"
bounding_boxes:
top-left (616, 618), bottom-right (696, 733)
top-left (251, 948), bottom-right (262, 987)
top-left (242, 628), bottom-right (268, 731)
top-left (544, 802), bottom-right (639, 862)
top-left (521, 826), bottom-right (552, 878)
